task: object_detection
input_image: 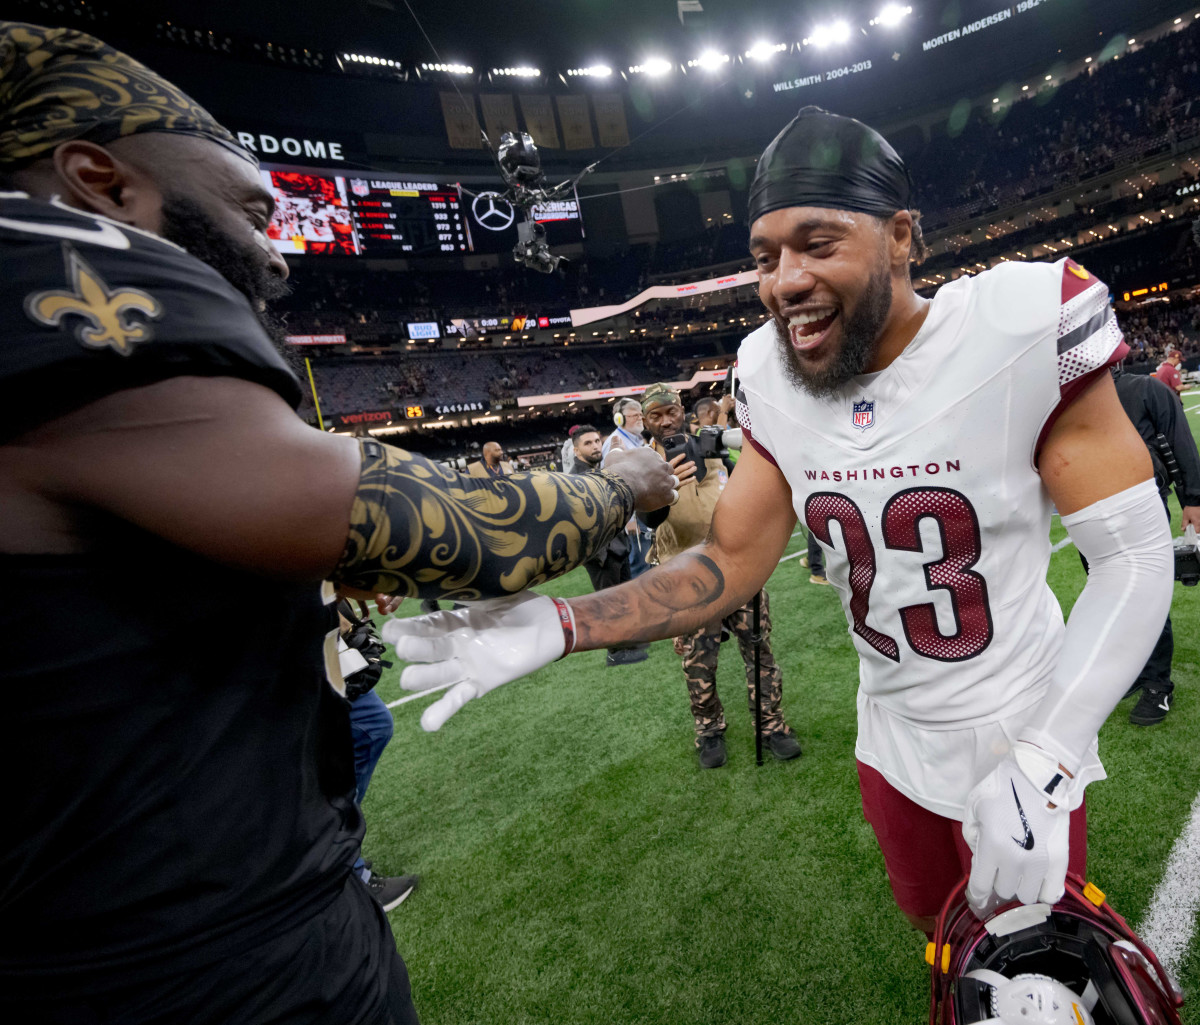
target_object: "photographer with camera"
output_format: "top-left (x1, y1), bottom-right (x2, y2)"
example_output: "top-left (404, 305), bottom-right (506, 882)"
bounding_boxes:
top-left (637, 384), bottom-right (802, 768)
top-left (1108, 370), bottom-right (1200, 724)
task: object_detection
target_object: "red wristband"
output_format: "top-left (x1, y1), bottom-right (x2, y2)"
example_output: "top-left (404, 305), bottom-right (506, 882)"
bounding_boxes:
top-left (550, 597), bottom-right (576, 658)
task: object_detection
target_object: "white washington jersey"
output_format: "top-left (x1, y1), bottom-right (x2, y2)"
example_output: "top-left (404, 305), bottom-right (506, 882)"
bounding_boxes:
top-left (736, 258), bottom-right (1127, 817)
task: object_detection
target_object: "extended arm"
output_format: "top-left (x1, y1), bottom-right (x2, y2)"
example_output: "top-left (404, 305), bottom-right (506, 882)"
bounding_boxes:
top-left (963, 372), bottom-right (1172, 911)
top-left (1021, 371), bottom-right (1172, 774)
top-left (383, 442), bottom-right (797, 730)
top-left (8, 375), bottom-right (673, 599)
top-left (569, 440), bottom-right (797, 650)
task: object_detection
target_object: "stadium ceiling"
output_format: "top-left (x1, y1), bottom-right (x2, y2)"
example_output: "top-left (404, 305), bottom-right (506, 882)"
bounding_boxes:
top-left (115, 0), bottom-right (1181, 79)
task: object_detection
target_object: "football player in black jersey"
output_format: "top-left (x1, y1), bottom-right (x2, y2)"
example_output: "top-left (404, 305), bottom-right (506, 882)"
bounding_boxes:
top-left (0, 21), bottom-right (676, 1025)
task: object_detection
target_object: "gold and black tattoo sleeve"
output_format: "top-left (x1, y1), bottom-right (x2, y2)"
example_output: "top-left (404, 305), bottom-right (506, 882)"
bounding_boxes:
top-left (333, 440), bottom-right (636, 600)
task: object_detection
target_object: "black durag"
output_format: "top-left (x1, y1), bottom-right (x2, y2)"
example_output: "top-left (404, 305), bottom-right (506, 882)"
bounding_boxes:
top-left (748, 106), bottom-right (912, 222)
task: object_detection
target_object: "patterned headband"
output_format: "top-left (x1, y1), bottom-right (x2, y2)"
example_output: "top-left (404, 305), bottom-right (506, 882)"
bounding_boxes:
top-left (0, 21), bottom-right (249, 166)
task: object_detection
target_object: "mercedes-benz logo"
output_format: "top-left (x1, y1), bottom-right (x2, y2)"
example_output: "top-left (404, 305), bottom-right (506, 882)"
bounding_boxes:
top-left (472, 192), bottom-right (516, 231)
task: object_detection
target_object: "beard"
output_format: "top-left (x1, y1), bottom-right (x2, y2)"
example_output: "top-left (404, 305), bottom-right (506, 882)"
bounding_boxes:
top-left (771, 260), bottom-right (893, 397)
top-left (579, 450), bottom-right (603, 467)
top-left (158, 193), bottom-right (293, 358)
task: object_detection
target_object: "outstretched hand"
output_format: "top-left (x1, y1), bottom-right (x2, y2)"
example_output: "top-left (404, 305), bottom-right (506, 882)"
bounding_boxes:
top-left (381, 593), bottom-right (568, 731)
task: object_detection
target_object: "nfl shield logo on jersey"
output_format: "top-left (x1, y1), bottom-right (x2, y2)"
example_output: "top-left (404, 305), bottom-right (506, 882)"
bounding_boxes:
top-left (852, 399), bottom-right (875, 431)
top-left (350, 178), bottom-right (370, 197)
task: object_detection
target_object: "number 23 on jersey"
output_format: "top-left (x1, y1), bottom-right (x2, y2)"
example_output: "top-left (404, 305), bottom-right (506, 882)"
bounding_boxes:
top-left (805, 487), bottom-right (994, 663)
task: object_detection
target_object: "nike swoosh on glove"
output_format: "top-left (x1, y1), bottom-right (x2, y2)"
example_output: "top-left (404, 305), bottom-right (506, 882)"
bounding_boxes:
top-left (962, 741), bottom-right (1072, 914)
top-left (380, 593), bottom-right (567, 732)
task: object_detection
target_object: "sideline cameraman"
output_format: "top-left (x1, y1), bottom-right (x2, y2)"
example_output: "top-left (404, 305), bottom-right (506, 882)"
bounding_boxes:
top-left (1108, 370), bottom-right (1200, 724)
top-left (637, 384), bottom-right (802, 768)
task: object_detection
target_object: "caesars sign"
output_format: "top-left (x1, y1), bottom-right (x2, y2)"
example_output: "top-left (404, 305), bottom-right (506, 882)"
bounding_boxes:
top-left (235, 131), bottom-right (348, 163)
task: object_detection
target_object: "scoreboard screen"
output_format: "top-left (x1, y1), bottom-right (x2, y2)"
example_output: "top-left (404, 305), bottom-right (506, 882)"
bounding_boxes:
top-left (344, 177), bottom-right (468, 255)
top-left (261, 169), bottom-right (582, 257)
top-left (261, 169), bottom-right (468, 257)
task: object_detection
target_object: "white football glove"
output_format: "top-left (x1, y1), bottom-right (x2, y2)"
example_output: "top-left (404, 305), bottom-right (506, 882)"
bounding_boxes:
top-left (380, 593), bottom-right (568, 732)
top-left (962, 741), bottom-right (1073, 915)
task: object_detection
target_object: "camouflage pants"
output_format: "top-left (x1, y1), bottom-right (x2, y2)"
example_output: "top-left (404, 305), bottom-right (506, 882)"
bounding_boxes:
top-left (675, 589), bottom-right (790, 742)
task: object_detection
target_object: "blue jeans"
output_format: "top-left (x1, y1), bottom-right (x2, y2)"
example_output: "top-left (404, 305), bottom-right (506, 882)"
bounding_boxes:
top-left (350, 689), bottom-right (394, 877)
top-left (628, 529), bottom-right (653, 578)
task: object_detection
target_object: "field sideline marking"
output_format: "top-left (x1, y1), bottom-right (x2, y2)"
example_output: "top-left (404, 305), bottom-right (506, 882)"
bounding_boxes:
top-left (387, 683), bottom-right (453, 708)
top-left (1050, 536), bottom-right (1076, 553)
top-left (1139, 786), bottom-right (1200, 981)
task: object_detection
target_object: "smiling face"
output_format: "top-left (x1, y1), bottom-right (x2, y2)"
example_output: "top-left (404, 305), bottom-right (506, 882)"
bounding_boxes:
top-left (749, 206), bottom-right (898, 396)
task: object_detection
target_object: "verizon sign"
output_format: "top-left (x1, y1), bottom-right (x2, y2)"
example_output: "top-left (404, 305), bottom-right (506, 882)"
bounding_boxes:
top-left (335, 409), bottom-right (392, 426)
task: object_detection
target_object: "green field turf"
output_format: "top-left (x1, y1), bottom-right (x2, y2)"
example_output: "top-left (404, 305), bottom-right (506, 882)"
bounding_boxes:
top-left (364, 402), bottom-right (1200, 1025)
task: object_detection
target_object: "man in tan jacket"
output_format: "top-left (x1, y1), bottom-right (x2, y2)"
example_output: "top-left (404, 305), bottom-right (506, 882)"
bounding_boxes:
top-left (467, 441), bottom-right (514, 478)
top-left (637, 384), bottom-right (802, 768)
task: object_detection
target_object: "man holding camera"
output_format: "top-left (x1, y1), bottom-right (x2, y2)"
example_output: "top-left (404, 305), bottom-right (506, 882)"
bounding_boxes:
top-left (638, 383), bottom-right (802, 767)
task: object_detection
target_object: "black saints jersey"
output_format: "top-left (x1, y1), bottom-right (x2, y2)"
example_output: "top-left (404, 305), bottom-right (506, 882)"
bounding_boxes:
top-left (0, 194), bottom-right (365, 1002)
top-left (0, 191), bottom-right (301, 433)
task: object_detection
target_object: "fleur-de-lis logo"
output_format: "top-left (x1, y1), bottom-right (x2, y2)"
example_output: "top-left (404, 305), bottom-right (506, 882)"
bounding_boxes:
top-left (25, 244), bottom-right (163, 356)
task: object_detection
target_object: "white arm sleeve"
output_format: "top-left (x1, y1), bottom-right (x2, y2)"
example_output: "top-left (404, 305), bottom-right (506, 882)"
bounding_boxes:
top-left (1019, 479), bottom-right (1172, 779)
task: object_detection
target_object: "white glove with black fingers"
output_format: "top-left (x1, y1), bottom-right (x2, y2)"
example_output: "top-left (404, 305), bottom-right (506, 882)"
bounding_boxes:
top-left (380, 593), bottom-right (571, 732)
top-left (962, 741), bottom-right (1074, 915)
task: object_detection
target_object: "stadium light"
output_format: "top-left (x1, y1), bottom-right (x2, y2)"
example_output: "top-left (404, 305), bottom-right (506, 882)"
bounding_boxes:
top-left (688, 50), bottom-right (730, 70)
top-left (345, 54), bottom-right (398, 66)
top-left (870, 4), bottom-right (912, 28)
top-left (745, 41), bottom-right (787, 61)
top-left (422, 62), bottom-right (473, 74)
top-left (629, 57), bottom-right (673, 75)
top-left (805, 21), bottom-right (851, 47)
top-left (567, 64), bottom-right (612, 77)
top-left (492, 66), bottom-right (541, 77)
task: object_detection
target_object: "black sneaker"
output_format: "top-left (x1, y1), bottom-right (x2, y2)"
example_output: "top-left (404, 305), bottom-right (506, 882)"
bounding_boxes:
top-left (606, 648), bottom-right (649, 666)
top-left (697, 734), bottom-right (727, 769)
top-left (766, 731), bottom-right (803, 761)
top-left (1130, 688), bottom-right (1172, 726)
top-left (366, 872), bottom-right (419, 911)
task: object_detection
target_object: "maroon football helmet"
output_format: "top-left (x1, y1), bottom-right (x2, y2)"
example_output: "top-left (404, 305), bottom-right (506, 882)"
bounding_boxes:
top-left (929, 875), bottom-right (1184, 1025)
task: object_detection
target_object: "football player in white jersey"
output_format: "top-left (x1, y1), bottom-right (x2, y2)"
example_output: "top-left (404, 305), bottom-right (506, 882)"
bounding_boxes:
top-left (384, 108), bottom-right (1174, 933)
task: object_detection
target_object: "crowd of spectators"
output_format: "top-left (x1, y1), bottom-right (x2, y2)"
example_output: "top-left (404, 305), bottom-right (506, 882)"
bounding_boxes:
top-left (295, 284), bottom-right (1195, 425)
top-left (1119, 298), bottom-right (1200, 369)
top-left (298, 334), bottom-right (734, 420)
top-left (909, 20), bottom-right (1200, 228)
